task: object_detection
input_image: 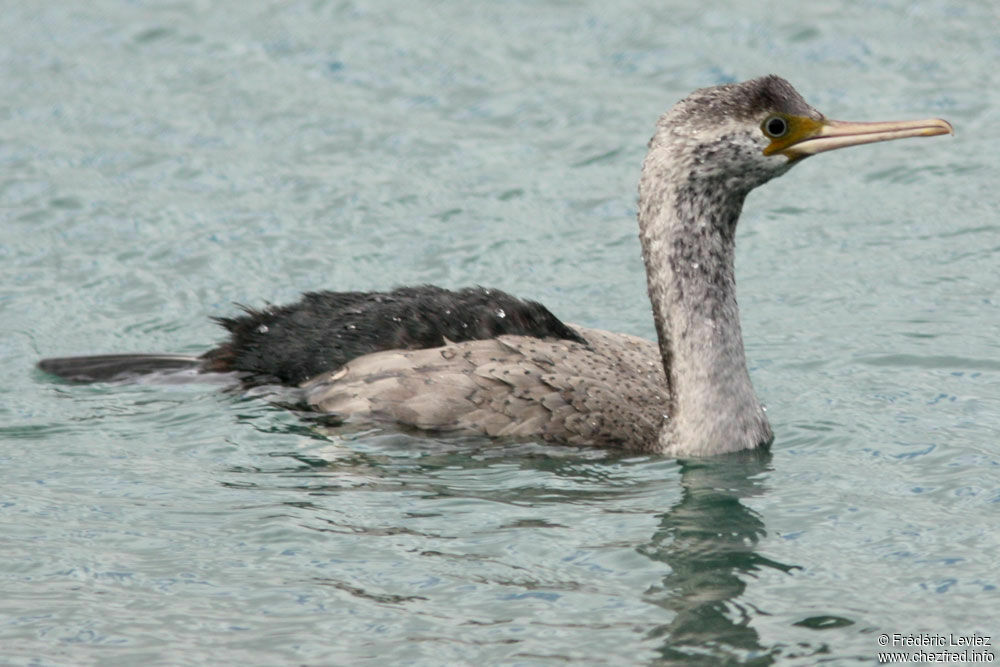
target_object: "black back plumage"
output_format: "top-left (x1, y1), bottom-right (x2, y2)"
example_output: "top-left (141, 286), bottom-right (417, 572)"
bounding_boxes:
top-left (200, 286), bottom-right (585, 384)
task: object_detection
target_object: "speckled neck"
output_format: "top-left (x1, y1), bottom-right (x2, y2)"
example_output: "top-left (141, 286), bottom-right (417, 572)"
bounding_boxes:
top-left (638, 150), bottom-right (772, 456)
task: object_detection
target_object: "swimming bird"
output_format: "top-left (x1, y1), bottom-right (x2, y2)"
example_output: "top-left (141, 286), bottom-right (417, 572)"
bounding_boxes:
top-left (38, 75), bottom-right (952, 457)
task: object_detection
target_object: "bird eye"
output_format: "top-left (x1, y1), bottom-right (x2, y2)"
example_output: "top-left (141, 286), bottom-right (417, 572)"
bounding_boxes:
top-left (763, 115), bottom-right (789, 138)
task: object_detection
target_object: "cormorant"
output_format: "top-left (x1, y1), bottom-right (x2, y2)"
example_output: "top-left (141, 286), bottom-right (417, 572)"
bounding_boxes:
top-left (38, 75), bottom-right (952, 456)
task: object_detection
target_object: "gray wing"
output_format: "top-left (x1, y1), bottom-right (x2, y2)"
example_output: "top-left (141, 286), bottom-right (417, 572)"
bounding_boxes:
top-left (301, 326), bottom-right (669, 452)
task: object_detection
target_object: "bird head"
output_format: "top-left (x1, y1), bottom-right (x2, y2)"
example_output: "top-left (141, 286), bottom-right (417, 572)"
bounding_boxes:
top-left (646, 75), bottom-right (952, 196)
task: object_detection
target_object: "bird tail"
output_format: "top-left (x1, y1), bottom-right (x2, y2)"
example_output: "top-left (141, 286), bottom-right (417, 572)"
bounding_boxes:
top-left (37, 354), bottom-right (204, 383)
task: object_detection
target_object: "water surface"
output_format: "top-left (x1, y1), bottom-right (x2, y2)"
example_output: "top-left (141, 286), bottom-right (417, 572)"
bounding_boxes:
top-left (3, 1), bottom-right (999, 664)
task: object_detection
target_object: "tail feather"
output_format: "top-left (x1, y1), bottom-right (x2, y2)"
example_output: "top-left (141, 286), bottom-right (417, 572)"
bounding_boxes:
top-left (37, 354), bottom-right (203, 383)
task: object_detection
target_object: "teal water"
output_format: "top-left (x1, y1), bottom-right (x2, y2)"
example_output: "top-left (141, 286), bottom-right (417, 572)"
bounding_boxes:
top-left (3, 1), bottom-right (999, 664)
